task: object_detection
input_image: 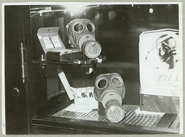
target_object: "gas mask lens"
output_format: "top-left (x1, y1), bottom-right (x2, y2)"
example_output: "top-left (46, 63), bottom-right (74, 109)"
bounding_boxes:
top-left (87, 22), bottom-right (95, 33)
top-left (74, 23), bottom-right (84, 33)
top-left (112, 77), bottom-right (123, 87)
top-left (97, 78), bottom-right (107, 89)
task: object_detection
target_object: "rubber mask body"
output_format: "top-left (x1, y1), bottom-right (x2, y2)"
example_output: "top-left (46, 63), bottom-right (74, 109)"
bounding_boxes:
top-left (66, 19), bottom-right (101, 58)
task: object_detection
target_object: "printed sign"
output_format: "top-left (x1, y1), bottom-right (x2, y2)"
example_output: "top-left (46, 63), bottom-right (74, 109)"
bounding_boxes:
top-left (139, 29), bottom-right (182, 97)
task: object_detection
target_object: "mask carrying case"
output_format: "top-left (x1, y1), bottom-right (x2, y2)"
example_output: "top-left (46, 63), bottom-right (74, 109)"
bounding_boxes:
top-left (37, 27), bottom-right (83, 62)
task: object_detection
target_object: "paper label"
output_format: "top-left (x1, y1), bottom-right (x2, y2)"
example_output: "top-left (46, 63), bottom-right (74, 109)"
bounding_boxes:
top-left (50, 36), bottom-right (62, 48)
top-left (42, 37), bottom-right (54, 49)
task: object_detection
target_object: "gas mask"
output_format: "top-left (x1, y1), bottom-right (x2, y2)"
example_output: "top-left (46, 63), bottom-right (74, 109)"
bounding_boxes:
top-left (94, 73), bottom-right (126, 123)
top-left (66, 19), bottom-right (102, 59)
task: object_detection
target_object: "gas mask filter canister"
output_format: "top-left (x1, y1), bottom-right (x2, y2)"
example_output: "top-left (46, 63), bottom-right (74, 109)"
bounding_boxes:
top-left (94, 73), bottom-right (126, 123)
top-left (66, 19), bottom-right (102, 59)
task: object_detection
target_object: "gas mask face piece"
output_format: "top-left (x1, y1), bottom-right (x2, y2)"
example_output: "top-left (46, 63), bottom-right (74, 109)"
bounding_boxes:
top-left (94, 73), bottom-right (126, 123)
top-left (66, 19), bottom-right (102, 59)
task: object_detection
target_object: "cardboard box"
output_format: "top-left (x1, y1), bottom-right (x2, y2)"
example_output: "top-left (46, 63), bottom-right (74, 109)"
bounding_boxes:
top-left (139, 29), bottom-right (182, 114)
top-left (57, 66), bottom-right (98, 110)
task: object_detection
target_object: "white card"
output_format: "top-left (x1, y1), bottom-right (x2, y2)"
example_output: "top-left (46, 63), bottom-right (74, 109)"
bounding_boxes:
top-left (51, 36), bottom-right (62, 48)
top-left (42, 37), bottom-right (54, 49)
